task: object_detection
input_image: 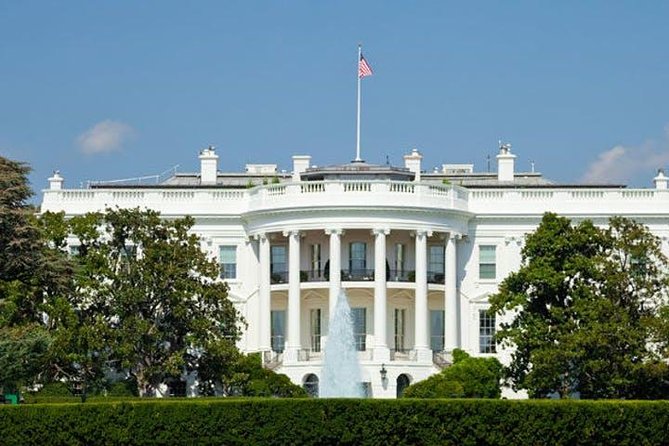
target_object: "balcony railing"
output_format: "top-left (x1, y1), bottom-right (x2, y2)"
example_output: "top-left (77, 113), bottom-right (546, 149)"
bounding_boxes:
top-left (390, 349), bottom-right (418, 361)
top-left (270, 267), bottom-right (446, 284)
top-left (342, 269), bottom-right (376, 281)
top-left (427, 271), bottom-right (445, 284)
top-left (388, 270), bottom-right (413, 282)
top-left (302, 270), bottom-right (327, 282)
top-left (271, 271), bottom-right (288, 284)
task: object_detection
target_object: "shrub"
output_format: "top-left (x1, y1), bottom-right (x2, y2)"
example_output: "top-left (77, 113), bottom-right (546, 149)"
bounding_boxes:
top-left (403, 349), bottom-right (502, 398)
top-left (2, 399), bottom-right (669, 445)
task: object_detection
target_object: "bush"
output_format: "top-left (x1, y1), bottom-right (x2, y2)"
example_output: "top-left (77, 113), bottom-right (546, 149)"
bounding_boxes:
top-left (2, 399), bottom-right (669, 445)
top-left (403, 349), bottom-right (502, 399)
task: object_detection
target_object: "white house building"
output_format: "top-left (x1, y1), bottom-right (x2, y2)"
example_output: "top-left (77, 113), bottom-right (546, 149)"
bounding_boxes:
top-left (40, 144), bottom-right (669, 398)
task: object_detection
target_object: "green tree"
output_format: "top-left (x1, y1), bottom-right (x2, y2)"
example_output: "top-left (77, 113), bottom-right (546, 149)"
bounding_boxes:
top-left (489, 213), bottom-right (668, 399)
top-left (0, 324), bottom-right (51, 392)
top-left (199, 353), bottom-right (306, 397)
top-left (403, 349), bottom-right (502, 398)
top-left (64, 208), bottom-right (243, 396)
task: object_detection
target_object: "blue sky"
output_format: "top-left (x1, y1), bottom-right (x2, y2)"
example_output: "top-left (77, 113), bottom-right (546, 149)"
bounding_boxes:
top-left (2, 1), bottom-right (669, 199)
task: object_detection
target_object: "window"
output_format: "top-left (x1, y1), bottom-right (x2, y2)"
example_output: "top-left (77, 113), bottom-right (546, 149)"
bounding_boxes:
top-left (428, 245), bottom-right (445, 274)
top-left (311, 244), bottom-right (321, 273)
top-left (349, 242), bottom-right (367, 272)
top-left (394, 308), bottom-right (406, 351)
top-left (68, 245), bottom-right (80, 257)
top-left (428, 245), bottom-right (445, 283)
top-left (351, 307), bottom-right (367, 351)
top-left (271, 310), bottom-right (285, 353)
top-left (219, 245), bottom-right (237, 279)
top-left (271, 245), bottom-right (287, 273)
top-left (430, 310), bottom-right (445, 351)
top-left (394, 244), bottom-right (405, 273)
top-left (479, 309), bottom-right (496, 353)
top-left (271, 245), bottom-right (287, 283)
top-left (479, 245), bottom-right (496, 280)
top-left (303, 374), bottom-right (319, 397)
top-left (310, 308), bottom-right (322, 352)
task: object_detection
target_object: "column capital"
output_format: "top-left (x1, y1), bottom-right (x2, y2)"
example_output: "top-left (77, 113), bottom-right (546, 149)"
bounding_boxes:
top-left (282, 229), bottom-right (301, 238)
top-left (447, 231), bottom-right (463, 241)
top-left (253, 232), bottom-right (268, 241)
top-left (325, 228), bottom-right (344, 236)
top-left (413, 229), bottom-right (433, 238)
top-left (371, 228), bottom-right (390, 236)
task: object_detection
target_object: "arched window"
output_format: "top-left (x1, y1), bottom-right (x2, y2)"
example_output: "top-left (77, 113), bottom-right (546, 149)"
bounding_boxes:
top-left (303, 373), bottom-right (319, 397)
top-left (396, 374), bottom-right (411, 398)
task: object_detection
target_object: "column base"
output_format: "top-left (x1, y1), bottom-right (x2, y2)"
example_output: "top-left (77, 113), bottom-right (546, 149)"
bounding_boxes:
top-left (415, 347), bottom-right (433, 363)
top-left (373, 346), bottom-right (390, 363)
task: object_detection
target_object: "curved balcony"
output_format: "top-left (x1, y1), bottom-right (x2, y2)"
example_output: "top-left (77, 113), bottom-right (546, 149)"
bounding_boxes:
top-left (246, 180), bottom-right (469, 214)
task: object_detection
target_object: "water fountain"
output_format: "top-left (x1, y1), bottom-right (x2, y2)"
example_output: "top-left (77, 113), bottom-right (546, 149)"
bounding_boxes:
top-left (320, 290), bottom-right (365, 397)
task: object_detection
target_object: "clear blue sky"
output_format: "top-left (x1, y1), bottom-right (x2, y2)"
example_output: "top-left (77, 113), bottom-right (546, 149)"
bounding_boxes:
top-left (2, 1), bottom-right (669, 199)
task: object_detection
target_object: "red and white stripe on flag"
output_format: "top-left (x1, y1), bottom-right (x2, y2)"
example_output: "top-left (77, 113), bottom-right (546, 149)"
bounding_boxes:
top-left (359, 54), bottom-right (373, 78)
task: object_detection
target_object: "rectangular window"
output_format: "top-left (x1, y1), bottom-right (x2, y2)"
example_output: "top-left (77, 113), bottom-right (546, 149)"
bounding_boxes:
top-left (311, 244), bottom-right (321, 273)
top-left (430, 310), bottom-right (445, 351)
top-left (271, 245), bottom-right (287, 273)
top-left (479, 309), bottom-right (496, 354)
top-left (68, 245), bottom-right (80, 257)
top-left (394, 308), bottom-right (406, 351)
top-left (428, 245), bottom-right (445, 283)
top-left (394, 244), bottom-right (405, 273)
top-left (479, 245), bottom-right (497, 280)
top-left (219, 245), bottom-right (237, 279)
top-left (271, 245), bottom-right (287, 283)
top-left (349, 242), bottom-right (367, 273)
top-left (310, 308), bottom-right (322, 352)
top-left (271, 310), bottom-right (286, 353)
top-left (351, 307), bottom-right (367, 351)
top-left (428, 245), bottom-right (445, 274)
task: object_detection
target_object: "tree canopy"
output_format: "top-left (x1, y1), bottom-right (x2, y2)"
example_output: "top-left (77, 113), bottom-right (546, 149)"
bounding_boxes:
top-left (489, 213), bottom-right (669, 399)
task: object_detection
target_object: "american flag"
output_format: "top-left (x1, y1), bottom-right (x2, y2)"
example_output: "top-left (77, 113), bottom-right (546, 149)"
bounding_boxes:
top-left (359, 53), bottom-right (373, 78)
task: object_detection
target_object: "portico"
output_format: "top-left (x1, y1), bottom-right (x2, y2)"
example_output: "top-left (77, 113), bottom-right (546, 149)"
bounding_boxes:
top-left (254, 226), bottom-right (463, 367)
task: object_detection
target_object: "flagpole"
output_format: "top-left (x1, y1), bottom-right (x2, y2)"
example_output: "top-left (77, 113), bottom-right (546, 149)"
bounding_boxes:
top-left (355, 44), bottom-right (362, 162)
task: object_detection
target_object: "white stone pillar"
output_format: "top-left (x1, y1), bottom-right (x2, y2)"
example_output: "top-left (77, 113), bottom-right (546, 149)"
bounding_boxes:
top-left (373, 228), bottom-right (390, 362)
top-left (285, 230), bottom-right (301, 362)
top-left (258, 234), bottom-right (271, 352)
top-left (444, 233), bottom-right (458, 351)
top-left (414, 230), bottom-right (430, 361)
top-left (326, 228), bottom-right (343, 319)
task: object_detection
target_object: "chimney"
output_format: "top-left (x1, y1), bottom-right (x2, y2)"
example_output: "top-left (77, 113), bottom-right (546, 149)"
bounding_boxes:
top-left (199, 146), bottom-right (219, 185)
top-left (496, 142), bottom-right (516, 182)
top-left (404, 148), bottom-right (423, 181)
top-left (48, 171), bottom-right (64, 190)
top-left (654, 169), bottom-right (668, 190)
top-left (292, 155), bottom-right (311, 181)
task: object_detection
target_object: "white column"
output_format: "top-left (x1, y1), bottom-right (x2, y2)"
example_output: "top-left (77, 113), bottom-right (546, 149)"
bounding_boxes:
top-left (326, 228), bottom-right (343, 319)
top-left (258, 234), bottom-right (271, 352)
top-left (444, 233), bottom-right (458, 351)
top-left (414, 230), bottom-right (430, 361)
top-left (373, 228), bottom-right (390, 362)
top-left (285, 230), bottom-right (301, 362)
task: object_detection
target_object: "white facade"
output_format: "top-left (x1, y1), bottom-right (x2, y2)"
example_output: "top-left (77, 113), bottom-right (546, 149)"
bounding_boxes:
top-left (40, 147), bottom-right (669, 398)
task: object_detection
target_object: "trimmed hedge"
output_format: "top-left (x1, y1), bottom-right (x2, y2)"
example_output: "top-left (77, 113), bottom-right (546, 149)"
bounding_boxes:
top-left (1, 399), bottom-right (669, 445)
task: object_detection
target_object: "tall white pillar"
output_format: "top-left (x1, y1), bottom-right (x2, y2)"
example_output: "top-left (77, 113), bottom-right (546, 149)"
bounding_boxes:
top-left (285, 230), bottom-right (301, 362)
top-left (258, 234), bottom-right (271, 352)
top-left (373, 228), bottom-right (390, 362)
top-left (444, 233), bottom-right (458, 351)
top-left (326, 228), bottom-right (343, 319)
top-left (414, 230), bottom-right (430, 361)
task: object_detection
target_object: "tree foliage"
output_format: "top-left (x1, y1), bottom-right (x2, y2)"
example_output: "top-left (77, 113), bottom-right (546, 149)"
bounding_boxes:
top-left (50, 208), bottom-right (244, 396)
top-left (403, 349), bottom-right (502, 398)
top-left (489, 213), bottom-right (669, 399)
